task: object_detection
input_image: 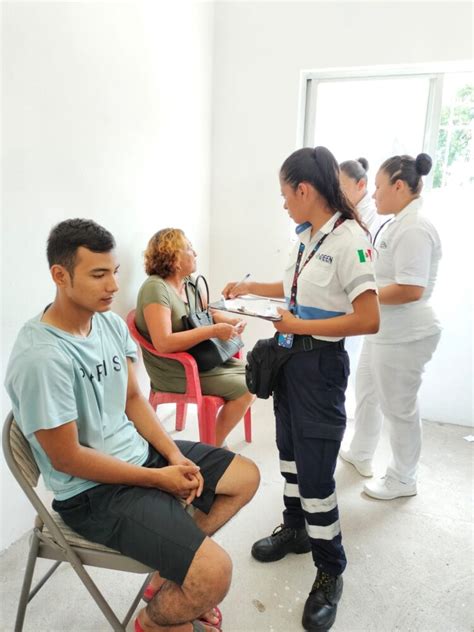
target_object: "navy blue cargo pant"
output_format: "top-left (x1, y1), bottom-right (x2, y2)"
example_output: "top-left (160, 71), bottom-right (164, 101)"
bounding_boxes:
top-left (273, 341), bottom-right (349, 577)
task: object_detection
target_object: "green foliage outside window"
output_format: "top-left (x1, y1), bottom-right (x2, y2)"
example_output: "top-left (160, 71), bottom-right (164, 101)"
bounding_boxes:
top-left (433, 84), bottom-right (473, 188)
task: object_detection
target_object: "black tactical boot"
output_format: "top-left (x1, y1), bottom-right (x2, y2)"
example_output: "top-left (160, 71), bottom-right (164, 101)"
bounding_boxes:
top-left (251, 524), bottom-right (311, 562)
top-left (302, 569), bottom-right (343, 631)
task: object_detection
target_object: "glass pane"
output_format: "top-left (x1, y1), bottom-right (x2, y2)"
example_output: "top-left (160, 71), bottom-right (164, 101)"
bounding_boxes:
top-left (432, 72), bottom-right (474, 189)
top-left (312, 76), bottom-right (431, 172)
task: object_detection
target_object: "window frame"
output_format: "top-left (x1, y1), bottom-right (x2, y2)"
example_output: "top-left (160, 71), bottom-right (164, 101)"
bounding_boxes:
top-left (297, 61), bottom-right (473, 191)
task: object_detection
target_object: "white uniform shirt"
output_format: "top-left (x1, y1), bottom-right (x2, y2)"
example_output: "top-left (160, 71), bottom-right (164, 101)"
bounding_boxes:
top-left (283, 212), bottom-right (377, 342)
top-left (357, 191), bottom-right (383, 240)
top-left (368, 197), bottom-right (442, 344)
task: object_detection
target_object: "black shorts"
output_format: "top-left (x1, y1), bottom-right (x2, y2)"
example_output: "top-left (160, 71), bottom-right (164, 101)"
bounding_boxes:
top-left (52, 441), bottom-right (235, 585)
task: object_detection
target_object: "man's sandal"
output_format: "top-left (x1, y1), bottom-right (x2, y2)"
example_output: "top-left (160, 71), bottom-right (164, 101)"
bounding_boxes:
top-left (142, 582), bottom-right (160, 603)
top-left (199, 607), bottom-right (222, 629)
top-left (134, 617), bottom-right (220, 632)
top-left (142, 582), bottom-right (222, 628)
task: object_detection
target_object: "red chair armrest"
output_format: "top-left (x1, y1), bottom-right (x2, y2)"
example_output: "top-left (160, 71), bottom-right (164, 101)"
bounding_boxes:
top-left (126, 310), bottom-right (202, 399)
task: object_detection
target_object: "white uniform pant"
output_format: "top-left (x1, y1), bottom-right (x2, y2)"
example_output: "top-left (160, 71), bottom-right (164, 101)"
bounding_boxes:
top-left (345, 335), bottom-right (364, 388)
top-left (349, 333), bottom-right (440, 485)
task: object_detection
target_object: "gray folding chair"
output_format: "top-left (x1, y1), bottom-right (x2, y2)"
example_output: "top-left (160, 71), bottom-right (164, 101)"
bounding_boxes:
top-left (2, 411), bottom-right (154, 631)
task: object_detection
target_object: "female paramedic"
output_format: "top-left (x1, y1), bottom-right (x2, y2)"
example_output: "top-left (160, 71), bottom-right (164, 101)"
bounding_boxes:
top-left (222, 146), bottom-right (379, 632)
top-left (339, 157), bottom-right (382, 240)
top-left (340, 153), bottom-right (442, 501)
top-left (339, 158), bottom-right (382, 399)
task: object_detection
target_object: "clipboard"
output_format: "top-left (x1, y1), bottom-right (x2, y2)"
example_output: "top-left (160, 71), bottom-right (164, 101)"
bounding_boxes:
top-left (209, 296), bottom-right (284, 321)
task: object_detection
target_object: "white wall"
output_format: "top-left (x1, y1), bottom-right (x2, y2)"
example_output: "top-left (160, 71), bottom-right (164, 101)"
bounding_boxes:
top-left (1, 0), bottom-right (215, 551)
top-left (1, 0), bottom-right (472, 553)
top-left (210, 1), bottom-right (473, 425)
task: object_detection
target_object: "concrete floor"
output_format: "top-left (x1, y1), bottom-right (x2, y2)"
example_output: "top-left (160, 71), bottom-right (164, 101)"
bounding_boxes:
top-left (0, 398), bottom-right (472, 632)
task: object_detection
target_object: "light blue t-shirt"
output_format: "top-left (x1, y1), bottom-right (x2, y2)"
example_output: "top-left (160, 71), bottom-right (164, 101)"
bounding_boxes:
top-left (5, 310), bottom-right (149, 500)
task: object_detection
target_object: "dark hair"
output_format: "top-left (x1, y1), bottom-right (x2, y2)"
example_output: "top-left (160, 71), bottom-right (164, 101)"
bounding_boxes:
top-left (380, 153), bottom-right (432, 194)
top-left (340, 157), bottom-right (369, 183)
top-left (280, 146), bottom-right (367, 231)
top-left (47, 218), bottom-right (115, 275)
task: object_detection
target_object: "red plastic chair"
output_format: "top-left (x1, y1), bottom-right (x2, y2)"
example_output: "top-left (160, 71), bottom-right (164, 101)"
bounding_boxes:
top-left (126, 310), bottom-right (252, 446)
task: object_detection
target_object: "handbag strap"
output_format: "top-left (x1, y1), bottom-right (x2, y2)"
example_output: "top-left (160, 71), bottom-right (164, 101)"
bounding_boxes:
top-left (184, 275), bottom-right (210, 314)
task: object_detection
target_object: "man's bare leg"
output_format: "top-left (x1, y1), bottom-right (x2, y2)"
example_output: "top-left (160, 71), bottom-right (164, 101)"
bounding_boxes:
top-left (145, 453), bottom-right (259, 578)
top-left (193, 454), bottom-right (260, 535)
top-left (144, 572), bottom-right (221, 627)
top-left (145, 569), bottom-right (221, 627)
top-left (137, 538), bottom-right (231, 631)
top-left (138, 455), bottom-right (260, 630)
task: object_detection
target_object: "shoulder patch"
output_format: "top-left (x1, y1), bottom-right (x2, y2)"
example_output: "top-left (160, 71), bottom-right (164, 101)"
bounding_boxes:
top-left (357, 248), bottom-right (373, 263)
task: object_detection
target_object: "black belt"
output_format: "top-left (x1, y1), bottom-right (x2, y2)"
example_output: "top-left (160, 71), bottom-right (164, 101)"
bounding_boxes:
top-left (291, 335), bottom-right (345, 352)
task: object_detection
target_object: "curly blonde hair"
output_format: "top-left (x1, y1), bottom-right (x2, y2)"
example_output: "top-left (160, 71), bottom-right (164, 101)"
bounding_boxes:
top-left (144, 228), bottom-right (187, 278)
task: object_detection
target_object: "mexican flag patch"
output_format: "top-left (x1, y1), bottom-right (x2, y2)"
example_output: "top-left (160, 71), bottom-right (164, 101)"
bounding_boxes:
top-left (357, 248), bottom-right (373, 263)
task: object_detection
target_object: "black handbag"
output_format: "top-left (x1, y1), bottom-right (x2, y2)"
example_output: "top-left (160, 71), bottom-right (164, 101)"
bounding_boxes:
top-left (182, 275), bottom-right (243, 372)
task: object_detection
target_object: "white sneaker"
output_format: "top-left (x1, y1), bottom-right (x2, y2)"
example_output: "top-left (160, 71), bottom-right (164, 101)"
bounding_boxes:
top-left (363, 476), bottom-right (417, 500)
top-left (339, 449), bottom-right (373, 477)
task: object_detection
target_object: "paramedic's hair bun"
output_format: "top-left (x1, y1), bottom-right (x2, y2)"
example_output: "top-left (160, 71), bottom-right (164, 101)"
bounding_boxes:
top-left (415, 153), bottom-right (432, 176)
top-left (357, 157), bottom-right (369, 171)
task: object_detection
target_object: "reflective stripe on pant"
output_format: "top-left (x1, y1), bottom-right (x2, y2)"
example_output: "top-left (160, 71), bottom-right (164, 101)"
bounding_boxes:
top-left (274, 346), bottom-right (348, 576)
top-left (350, 333), bottom-right (441, 484)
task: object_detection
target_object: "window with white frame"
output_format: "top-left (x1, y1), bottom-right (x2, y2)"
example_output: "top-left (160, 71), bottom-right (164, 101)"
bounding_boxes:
top-left (298, 63), bottom-right (473, 419)
top-left (299, 64), bottom-right (473, 190)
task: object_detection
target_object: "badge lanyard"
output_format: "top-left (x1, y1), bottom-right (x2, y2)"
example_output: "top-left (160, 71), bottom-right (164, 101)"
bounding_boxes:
top-left (288, 217), bottom-right (345, 313)
top-left (373, 218), bottom-right (394, 247)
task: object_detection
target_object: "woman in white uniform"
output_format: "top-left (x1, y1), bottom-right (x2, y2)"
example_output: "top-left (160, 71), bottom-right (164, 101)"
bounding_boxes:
top-left (339, 160), bottom-right (381, 397)
top-left (340, 153), bottom-right (442, 500)
top-left (339, 158), bottom-right (382, 240)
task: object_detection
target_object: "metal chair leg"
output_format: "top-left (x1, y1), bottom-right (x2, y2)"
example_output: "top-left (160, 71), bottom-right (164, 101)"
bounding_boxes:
top-left (28, 560), bottom-right (61, 602)
top-left (14, 531), bottom-right (40, 632)
top-left (122, 573), bottom-right (152, 627)
top-left (68, 559), bottom-right (125, 631)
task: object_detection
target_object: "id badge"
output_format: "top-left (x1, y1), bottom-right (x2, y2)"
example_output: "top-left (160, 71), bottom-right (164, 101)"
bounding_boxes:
top-left (277, 332), bottom-right (294, 349)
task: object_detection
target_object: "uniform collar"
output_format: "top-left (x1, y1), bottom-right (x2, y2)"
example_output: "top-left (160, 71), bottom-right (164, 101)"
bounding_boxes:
top-left (295, 211), bottom-right (342, 240)
top-left (393, 196), bottom-right (423, 222)
top-left (295, 221), bottom-right (311, 235)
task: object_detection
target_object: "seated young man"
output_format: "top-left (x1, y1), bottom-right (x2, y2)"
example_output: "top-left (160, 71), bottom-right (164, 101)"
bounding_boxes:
top-left (5, 218), bottom-right (260, 632)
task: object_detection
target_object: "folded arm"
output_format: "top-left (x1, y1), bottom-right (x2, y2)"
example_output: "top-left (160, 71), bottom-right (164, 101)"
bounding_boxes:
top-left (34, 359), bottom-right (203, 500)
top-left (35, 420), bottom-right (165, 486)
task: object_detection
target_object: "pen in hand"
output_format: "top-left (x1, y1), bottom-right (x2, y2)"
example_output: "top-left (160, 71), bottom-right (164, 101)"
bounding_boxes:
top-left (222, 273), bottom-right (251, 299)
top-left (232, 273), bottom-right (251, 296)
